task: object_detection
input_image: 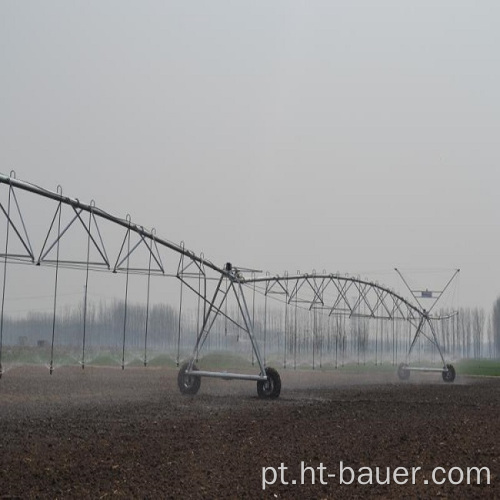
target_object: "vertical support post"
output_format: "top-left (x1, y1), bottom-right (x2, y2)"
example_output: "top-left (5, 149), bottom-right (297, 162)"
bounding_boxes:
top-left (327, 314), bottom-right (331, 360)
top-left (381, 317), bottom-right (385, 364)
top-left (392, 319), bottom-right (396, 366)
top-left (294, 289), bottom-right (298, 370)
top-left (340, 317), bottom-right (344, 367)
top-left (336, 316), bottom-right (339, 368)
top-left (176, 274), bottom-right (184, 367)
top-left (200, 255), bottom-right (207, 347)
top-left (263, 283), bottom-right (268, 365)
top-left (319, 310), bottom-right (322, 369)
top-left (176, 249), bottom-right (185, 367)
top-left (81, 209), bottom-right (92, 370)
top-left (356, 317), bottom-right (360, 366)
top-left (224, 277), bottom-right (228, 351)
top-left (144, 247), bottom-right (152, 367)
top-left (283, 275), bottom-right (288, 369)
top-left (0, 184), bottom-right (13, 378)
top-left (49, 197), bottom-right (63, 375)
top-left (196, 271), bottom-right (201, 356)
top-left (121, 222), bottom-right (131, 371)
top-left (251, 274), bottom-right (256, 366)
top-left (312, 307), bottom-right (316, 370)
top-left (363, 314), bottom-right (367, 365)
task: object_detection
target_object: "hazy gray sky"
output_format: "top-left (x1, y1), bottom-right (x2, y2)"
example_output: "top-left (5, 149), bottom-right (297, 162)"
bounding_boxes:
top-left (1, 1), bottom-right (499, 310)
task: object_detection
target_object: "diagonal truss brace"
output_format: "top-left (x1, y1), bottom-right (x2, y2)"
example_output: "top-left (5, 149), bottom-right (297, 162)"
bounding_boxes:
top-left (0, 182), bottom-right (35, 262)
top-left (38, 202), bottom-right (110, 268)
top-left (184, 263), bottom-right (268, 382)
top-left (405, 313), bottom-right (447, 369)
top-left (113, 222), bottom-right (164, 274)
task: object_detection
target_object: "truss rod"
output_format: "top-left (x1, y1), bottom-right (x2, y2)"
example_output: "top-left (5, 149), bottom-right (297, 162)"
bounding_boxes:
top-left (0, 174), bottom-right (223, 275)
top-left (245, 274), bottom-right (422, 318)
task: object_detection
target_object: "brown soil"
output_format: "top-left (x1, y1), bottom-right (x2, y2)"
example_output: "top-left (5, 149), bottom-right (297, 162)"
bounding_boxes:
top-left (0, 365), bottom-right (498, 499)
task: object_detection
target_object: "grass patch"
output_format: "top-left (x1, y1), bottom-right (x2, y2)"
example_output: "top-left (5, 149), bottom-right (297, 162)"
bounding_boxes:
top-left (87, 353), bottom-right (122, 367)
top-left (144, 353), bottom-right (178, 368)
top-left (195, 352), bottom-right (254, 371)
top-left (2, 346), bottom-right (49, 364)
top-left (455, 359), bottom-right (500, 377)
top-left (323, 362), bottom-right (397, 373)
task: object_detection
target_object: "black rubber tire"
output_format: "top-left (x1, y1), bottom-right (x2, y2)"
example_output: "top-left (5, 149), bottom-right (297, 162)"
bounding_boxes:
top-left (257, 367), bottom-right (281, 399)
top-left (178, 361), bottom-right (201, 395)
top-left (442, 364), bottom-right (456, 383)
top-left (397, 362), bottom-right (410, 381)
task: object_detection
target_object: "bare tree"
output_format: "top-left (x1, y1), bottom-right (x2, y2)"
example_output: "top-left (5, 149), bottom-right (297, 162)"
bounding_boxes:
top-left (492, 297), bottom-right (500, 358)
top-left (458, 307), bottom-right (472, 358)
top-left (471, 307), bottom-right (485, 359)
top-left (487, 314), bottom-right (493, 358)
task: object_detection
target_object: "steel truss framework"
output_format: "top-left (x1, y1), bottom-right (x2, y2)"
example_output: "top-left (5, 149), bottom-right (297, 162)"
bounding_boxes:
top-left (0, 172), bottom-right (458, 396)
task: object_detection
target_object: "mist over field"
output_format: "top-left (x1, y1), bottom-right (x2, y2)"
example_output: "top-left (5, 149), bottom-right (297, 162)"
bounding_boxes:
top-left (1, 3), bottom-right (499, 497)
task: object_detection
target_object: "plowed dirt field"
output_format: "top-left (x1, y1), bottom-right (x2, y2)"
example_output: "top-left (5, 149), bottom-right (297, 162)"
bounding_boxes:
top-left (0, 365), bottom-right (498, 498)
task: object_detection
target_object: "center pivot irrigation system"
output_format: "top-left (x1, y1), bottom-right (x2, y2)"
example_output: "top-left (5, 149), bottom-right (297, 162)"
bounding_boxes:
top-left (0, 172), bottom-right (459, 399)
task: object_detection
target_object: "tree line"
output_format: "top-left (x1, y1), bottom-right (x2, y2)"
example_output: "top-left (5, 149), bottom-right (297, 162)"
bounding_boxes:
top-left (2, 298), bottom-right (500, 362)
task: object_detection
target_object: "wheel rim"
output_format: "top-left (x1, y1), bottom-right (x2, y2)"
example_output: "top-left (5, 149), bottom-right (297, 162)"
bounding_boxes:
top-left (262, 377), bottom-right (274, 395)
top-left (178, 362), bottom-right (200, 394)
top-left (257, 367), bottom-right (281, 399)
top-left (398, 363), bottom-right (409, 380)
top-left (181, 374), bottom-right (195, 390)
top-left (442, 364), bottom-right (455, 382)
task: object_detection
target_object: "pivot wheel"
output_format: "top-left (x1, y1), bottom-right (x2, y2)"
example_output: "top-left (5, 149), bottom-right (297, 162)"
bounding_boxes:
top-left (397, 362), bottom-right (410, 381)
top-left (178, 361), bottom-right (201, 395)
top-left (442, 364), bottom-right (456, 383)
top-left (257, 367), bottom-right (281, 399)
